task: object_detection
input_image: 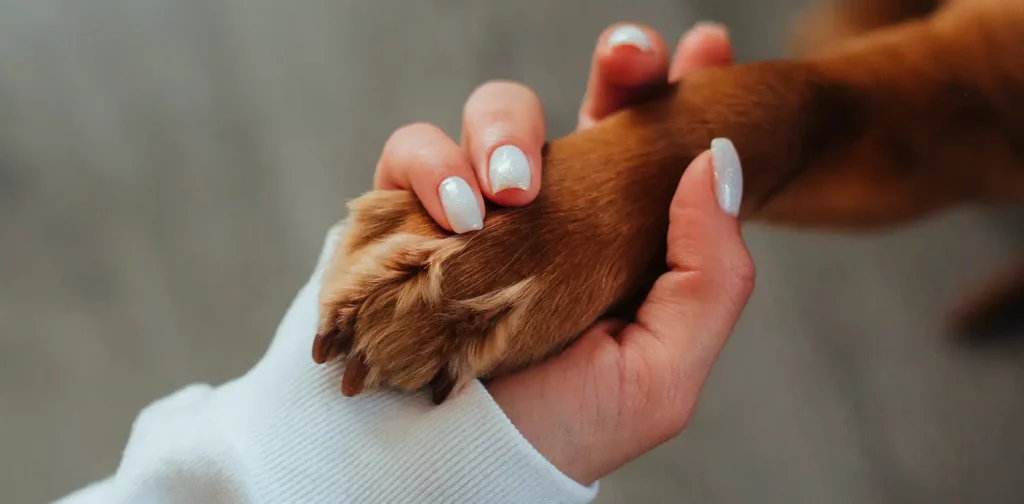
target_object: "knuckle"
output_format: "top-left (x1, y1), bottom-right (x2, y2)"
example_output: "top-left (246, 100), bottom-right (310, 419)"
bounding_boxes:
top-left (379, 122), bottom-right (462, 179)
top-left (714, 251), bottom-right (755, 313)
top-left (726, 250), bottom-right (756, 299)
top-left (463, 82), bottom-right (545, 148)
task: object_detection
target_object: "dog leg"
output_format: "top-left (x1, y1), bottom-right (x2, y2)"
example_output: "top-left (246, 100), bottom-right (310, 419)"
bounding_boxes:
top-left (791, 0), bottom-right (943, 56)
top-left (316, 2), bottom-right (1024, 401)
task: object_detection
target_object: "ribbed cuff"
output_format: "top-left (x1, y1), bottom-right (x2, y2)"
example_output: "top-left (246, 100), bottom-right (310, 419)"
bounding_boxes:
top-left (56, 224), bottom-right (598, 503)
top-left (218, 224), bottom-right (599, 502)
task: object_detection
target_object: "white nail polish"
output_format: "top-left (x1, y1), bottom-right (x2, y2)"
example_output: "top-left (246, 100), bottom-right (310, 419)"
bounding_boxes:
top-left (489, 145), bottom-right (531, 193)
top-left (438, 176), bottom-right (483, 233)
top-left (608, 25), bottom-right (651, 51)
top-left (710, 138), bottom-right (743, 217)
top-left (693, 21), bottom-right (728, 35)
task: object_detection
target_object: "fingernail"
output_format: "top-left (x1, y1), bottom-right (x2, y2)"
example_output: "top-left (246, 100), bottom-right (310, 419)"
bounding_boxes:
top-left (439, 176), bottom-right (483, 233)
top-left (693, 21), bottom-right (728, 36)
top-left (710, 138), bottom-right (743, 217)
top-left (682, 21), bottom-right (728, 48)
top-left (489, 145), bottom-right (531, 193)
top-left (608, 24), bottom-right (651, 51)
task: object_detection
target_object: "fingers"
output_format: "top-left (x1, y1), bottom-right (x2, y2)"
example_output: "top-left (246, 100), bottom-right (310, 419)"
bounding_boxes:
top-left (621, 138), bottom-right (754, 409)
top-left (668, 22), bottom-right (734, 82)
top-left (578, 22), bottom-right (735, 129)
top-left (461, 81), bottom-right (546, 206)
top-left (375, 123), bottom-right (485, 234)
top-left (374, 81), bottom-right (544, 225)
top-left (373, 22), bottom-right (736, 233)
top-left (578, 23), bottom-right (671, 129)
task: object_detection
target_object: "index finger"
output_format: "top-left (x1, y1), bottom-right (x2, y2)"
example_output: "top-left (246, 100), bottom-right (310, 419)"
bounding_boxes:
top-left (577, 23), bottom-right (671, 129)
top-left (668, 22), bottom-right (734, 82)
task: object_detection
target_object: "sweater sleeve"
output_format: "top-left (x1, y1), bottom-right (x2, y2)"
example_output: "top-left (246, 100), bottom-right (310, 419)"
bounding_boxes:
top-left (55, 226), bottom-right (599, 504)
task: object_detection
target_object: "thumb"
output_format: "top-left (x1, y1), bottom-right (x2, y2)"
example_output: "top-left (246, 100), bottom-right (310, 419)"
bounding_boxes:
top-left (487, 139), bottom-right (755, 483)
top-left (621, 137), bottom-right (754, 403)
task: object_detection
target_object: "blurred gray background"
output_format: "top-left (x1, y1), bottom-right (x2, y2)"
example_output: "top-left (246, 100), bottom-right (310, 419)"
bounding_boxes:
top-left (1, 0), bottom-right (1022, 502)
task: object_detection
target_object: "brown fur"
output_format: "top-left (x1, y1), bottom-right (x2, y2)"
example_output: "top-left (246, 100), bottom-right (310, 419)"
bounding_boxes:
top-left (314, 0), bottom-right (1024, 402)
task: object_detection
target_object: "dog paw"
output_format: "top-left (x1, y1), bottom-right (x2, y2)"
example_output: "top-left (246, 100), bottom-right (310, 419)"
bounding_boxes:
top-left (313, 190), bottom-right (549, 403)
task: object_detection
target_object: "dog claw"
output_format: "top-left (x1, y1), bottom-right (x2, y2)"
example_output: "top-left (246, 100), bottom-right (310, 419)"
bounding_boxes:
top-left (312, 325), bottom-right (356, 364)
top-left (341, 355), bottom-right (370, 397)
top-left (311, 329), bottom-right (337, 364)
top-left (430, 370), bottom-right (456, 405)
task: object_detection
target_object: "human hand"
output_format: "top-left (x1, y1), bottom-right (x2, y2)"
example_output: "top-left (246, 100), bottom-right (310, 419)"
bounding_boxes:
top-left (370, 22), bottom-right (734, 231)
top-left (65, 21), bottom-right (749, 504)
top-left (488, 23), bottom-right (752, 485)
top-left (369, 21), bottom-right (752, 485)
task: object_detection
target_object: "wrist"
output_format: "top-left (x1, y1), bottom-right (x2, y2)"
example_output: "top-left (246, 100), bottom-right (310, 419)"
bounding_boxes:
top-left (487, 334), bottom-right (628, 486)
top-left (488, 378), bottom-right (593, 485)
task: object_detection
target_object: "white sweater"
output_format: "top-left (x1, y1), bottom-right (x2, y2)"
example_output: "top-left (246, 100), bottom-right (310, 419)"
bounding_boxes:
top-left (56, 226), bottom-right (598, 504)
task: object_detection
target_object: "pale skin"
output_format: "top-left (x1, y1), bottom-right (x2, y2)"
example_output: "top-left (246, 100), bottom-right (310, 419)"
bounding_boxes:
top-left (371, 22), bottom-right (755, 485)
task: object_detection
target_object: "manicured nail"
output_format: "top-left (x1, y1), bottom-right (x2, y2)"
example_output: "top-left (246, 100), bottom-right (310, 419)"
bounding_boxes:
top-left (489, 145), bottom-right (531, 193)
top-left (608, 25), bottom-right (651, 51)
top-left (693, 21), bottom-right (728, 36)
top-left (681, 21), bottom-right (728, 49)
top-left (438, 176), bottom-right (483, 233)
top-left (710, 138), bottom-right (743, 217)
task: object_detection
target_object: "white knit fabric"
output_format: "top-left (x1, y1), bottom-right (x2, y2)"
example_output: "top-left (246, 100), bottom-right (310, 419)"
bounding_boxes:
top-left (56, 226), bottom-right (598, 504)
